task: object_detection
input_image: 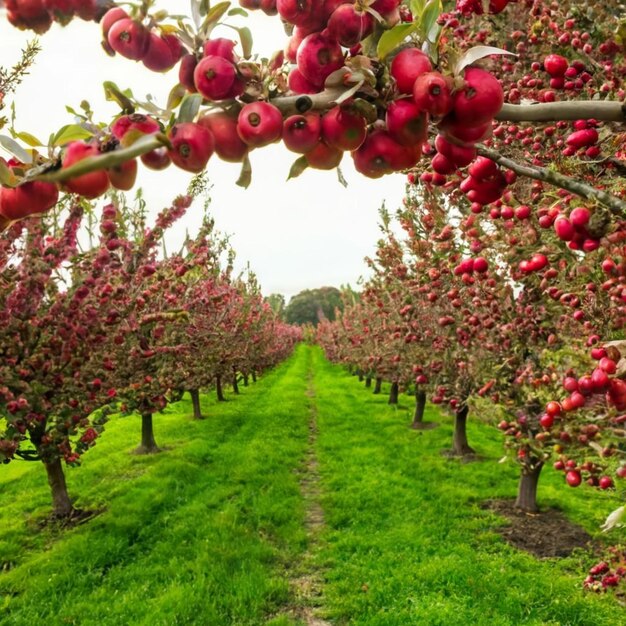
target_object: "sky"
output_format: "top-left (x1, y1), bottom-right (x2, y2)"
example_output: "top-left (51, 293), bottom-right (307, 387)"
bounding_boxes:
top-left (0, 3), bottom-right (407, 301)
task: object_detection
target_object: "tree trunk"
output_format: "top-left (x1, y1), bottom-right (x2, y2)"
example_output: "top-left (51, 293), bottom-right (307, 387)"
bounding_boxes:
top-left (515, 462), bottom-right (543, 513)
top-left (135, 412), bottom-right (160, 454)
top-left (411, 390), bottom-right (438, 430)
top-left (216, 375), bottom-right (225, 401)
top-left (412, 390), bottom-right (426, 425)
top-left (190, 389), bottom-right (203, 419)
top-left (252, 371), bottom-right (257, 383)
top-left (451, 405), bottom-right (475, 456)
top-left (373, 377), bottom-right (382, 394)
top-left (388, 381), bottom-right (399, 405)
top-left (44, 457), bottom-right (74, 518)
top-left (243, 373), bottom-right (249, 387)
top-left (365, 376), bottom-right (372, 388)
top-left (232, 371), bottom-right (240, 395)
top-left (358, 370), bottom-right (364, 382)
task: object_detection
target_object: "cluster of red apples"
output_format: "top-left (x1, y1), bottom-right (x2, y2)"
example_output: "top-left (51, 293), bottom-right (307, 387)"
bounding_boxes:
top-left (0, 0), bottom-right (513, 224)
top-left (3, 0), bottom-right (103, 32)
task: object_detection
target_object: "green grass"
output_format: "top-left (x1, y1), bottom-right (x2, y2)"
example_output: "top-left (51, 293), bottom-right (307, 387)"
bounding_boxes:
top-left (0, 344), bottom-right (624, 625)
top-left (310, 347), bottom-right (624, 626)
top-left (0, 347), bottom-right (313, 626)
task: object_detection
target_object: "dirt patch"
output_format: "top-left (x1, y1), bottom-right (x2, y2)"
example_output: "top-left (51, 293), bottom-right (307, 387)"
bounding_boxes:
top-left (36, 507), bottom-right (104, 531)
top-left (483, 499), bottom-right (593, 558)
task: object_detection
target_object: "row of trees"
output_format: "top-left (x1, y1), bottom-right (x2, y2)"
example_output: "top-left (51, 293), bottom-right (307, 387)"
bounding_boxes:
top-left (317, 177), bottom-right (624, 590)
top-left (0, 187), bottom-right (301, 518)
top-left (0, 0), bottom-right (625, 599)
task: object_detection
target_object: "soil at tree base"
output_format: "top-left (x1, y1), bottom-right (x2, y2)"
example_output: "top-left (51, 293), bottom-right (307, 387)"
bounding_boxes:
top-left (482, 499), bottom-right (593, 558)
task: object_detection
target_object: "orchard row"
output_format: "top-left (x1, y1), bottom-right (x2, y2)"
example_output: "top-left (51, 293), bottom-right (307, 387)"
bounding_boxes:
top-left (0, 190), bottom-right (301, 518)
top-left (317, 172), bottom-right (624, 592)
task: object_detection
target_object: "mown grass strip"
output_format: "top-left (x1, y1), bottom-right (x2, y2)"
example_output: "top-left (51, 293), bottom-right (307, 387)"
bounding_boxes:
top-left (0, 346), bottom-right (312, 626)
top-left (310, 346), bottom-right (624, 626)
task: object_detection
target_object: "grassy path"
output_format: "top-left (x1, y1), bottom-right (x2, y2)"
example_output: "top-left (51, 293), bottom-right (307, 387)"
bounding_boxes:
top-left (0, 347), bottom-right (314, 625)
top-left (1, 345), bottom-right (625, 625)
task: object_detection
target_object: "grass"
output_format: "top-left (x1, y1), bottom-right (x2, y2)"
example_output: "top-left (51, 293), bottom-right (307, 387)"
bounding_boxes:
top-left (0, 347), bottom-right (313, 626)
top-left (310, 347), bottom-right (624, 626)
top-left (0, 344), bottom-right (624, 625)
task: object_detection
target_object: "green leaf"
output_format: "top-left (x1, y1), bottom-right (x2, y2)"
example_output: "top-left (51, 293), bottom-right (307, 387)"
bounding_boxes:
top-left (51, 124), bottom-right (93, 147)
top-left (0, 135), bottom-right (32, 164)
top-left (410, 0), bottom-right (426, 17)
top-left (287, 156), bottom-right (309, 181)
top-left (201, 1), bottom-right (231, 34)
top-left (420, 0), bottom-right (442, 42)
top-left (12, 131), bottom-right (42, 147)
top-left (176, 94), bottom-right (203, 124)
top-left (0, 158), bottom-right (18, 187)
top-left (377, 23), bottom-right (416, 60)
top-left (103, 81), bottom-right (135, 113)
top-left (228, 7), bottom-right (248, 17)
top-left (236, 154), bottom-right (252, 189)
top-left (167, 83), bottom-right (187, 112)
top-left (236, 26), bottom-right (253, 59)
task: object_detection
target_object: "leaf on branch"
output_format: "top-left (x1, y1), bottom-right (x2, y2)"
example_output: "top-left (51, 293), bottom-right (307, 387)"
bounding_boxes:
top-left (0, 158), bottom-right (18, 187)
top-left (202, 1), bottom-right (232, 36)
top-left (454, 45), bottom-right (517, 75)
top-left (287, 156), bottom-right (308, 181)
top-left (167, 83), bottom-right (187, 112)
top-left (236, 154), bottom-right (252, 189)
top-left (51, 124), bottom-right (93, 147)
top-left (236, 26), bottom-right (253, 59)
top-left (12, 130), bottom-right (42, 147)
top-left (103, 81), bottom-right (135, 114)
top-left (228, 7), bottom-right (248, 17)
top-left (410, 0), bottom-right (426, 17)
top-left (177, 94), bottom-right (203, 124)
top-left (0, 134), bottom-right (32, 163)
top-left (420, 0), bottom-right (442, 43)
top-left (376, 23), bottom-right (417, 60)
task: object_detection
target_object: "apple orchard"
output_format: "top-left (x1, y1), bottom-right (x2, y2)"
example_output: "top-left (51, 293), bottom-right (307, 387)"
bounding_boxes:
top-left (0, 0), bottom-right (625, 599)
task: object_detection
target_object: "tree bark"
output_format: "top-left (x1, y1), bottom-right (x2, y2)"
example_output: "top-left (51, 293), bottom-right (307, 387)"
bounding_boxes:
top-left (135, 412), bottom-right (160, 454)
top-left (373, 377), bottom-right (382, 394)
top-left (190, 389), bottom-right (203, 419)
top-left (358, 370), bottom-right (364, 382)
top-left (252, 371), bottom-right (257, 383)
top-left (243, 373), bottom-right (249, 387)
top-left (451, 405), bottom-right (475, 456)
top-left (232, 371), bottom-right (240, 395)
top-left (515, 462), bottom-right (544, 513)
top-left (216, 375), bottom-right (225, 401)
top-left (365, 376), bottom-right (372, 388)
top-left (44, 457), bottom-right (74, 518)
top-left (388, 381), bottom-right (399, 405)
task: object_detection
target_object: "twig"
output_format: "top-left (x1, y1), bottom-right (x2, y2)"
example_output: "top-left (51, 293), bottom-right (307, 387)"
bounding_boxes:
top-left (496, 101), bottom-right (626, 123)
top-left (476, 144), bottom-right (626, 217)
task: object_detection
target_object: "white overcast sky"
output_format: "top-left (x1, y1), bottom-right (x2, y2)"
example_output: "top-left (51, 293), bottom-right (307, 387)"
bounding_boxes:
top-left (0, 3), bottom-right (406, 300)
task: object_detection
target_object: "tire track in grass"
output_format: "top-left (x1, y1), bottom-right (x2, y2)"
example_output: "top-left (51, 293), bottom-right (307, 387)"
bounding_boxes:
top-left (275, 348), bottom-right (332, 626)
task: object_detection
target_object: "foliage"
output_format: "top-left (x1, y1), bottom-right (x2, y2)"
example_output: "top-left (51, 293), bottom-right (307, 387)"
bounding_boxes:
top-left (284, 286), bottom-right (343, 326)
